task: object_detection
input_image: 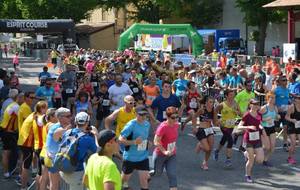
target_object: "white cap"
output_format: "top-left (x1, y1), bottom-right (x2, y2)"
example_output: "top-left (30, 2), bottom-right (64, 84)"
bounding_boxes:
top-left (75, 112), bottom-right (90, 125)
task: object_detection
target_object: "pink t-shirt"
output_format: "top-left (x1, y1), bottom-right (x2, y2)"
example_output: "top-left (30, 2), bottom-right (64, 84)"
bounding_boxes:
top-left (154, 121), bottom-right (179, 156)
top-left (13, 55), bottom-right (19, 65)
top-left (242, 112), bottom-right (262, 145)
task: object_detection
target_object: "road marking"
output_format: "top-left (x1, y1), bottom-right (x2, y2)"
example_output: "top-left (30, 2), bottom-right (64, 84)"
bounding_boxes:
top-left (290, 166), bottom-right (300, 172)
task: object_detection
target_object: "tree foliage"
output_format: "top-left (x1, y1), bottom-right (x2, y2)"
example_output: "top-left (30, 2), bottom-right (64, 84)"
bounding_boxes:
top-left (235, 0), bottom-right (287, 55)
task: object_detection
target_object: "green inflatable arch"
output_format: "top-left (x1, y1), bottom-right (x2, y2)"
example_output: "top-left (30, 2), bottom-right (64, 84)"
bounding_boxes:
top-left (118, 23), bottom-right (203, 56)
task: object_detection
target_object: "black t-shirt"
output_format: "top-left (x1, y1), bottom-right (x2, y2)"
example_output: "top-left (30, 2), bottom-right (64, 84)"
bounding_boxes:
top-left (95, 91), bottom-right (110, 120)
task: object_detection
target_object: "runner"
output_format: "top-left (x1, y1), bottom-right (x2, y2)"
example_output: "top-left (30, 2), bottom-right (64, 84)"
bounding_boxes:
top-left (73, 91), bottom-right (93, 115)
top-left (192, 96), bottom-right (218, 170)
top-left (285, 95), bottom-right (300, 164)
top-left (143, 77), bottom-right (160, 106)
top-left (214, 89), bottom-right (241, 167)
top-left (83, 129), bottom-right (121, 190)
top-left (128, 68), bottom-right (143, 101)
top-left (38, 66), bottom-right (51, 86)
top-left (172, 70), bottom-right (188, 100)
top-left (153, 106), bottom-right (179, 190)
top-left (260, 92), bottom-right (278, 167)
top-left (35, 78), bottom-right (55, 108)
top-left (119, 106), bottom-right (151, 190)
top-left (237, 99), bottom-right (264, 183)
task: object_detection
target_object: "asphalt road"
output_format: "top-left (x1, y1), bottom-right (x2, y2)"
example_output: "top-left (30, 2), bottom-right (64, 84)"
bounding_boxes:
top-left (0, 57), bottom-right (300, 190)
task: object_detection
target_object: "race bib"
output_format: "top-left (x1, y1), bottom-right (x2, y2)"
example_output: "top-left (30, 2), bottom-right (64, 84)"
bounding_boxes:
top-left (102, 99), bottom-right (110, 106)
top-left (66, 89), bottom-right (73, 94)
top-left (147, 95), bottom-right (156, 102)
top-left (163, 111), bottom-right (167, 119)
top-left (204, 127), bottom-right (214, 136)
top-left (46, 96), bottom-right (52, 102)
top-left (220, 90), bottom-right (224, 95)
top-left (249, 131), bottom-right (260, 141)
top-left (295, 121), bottom-right (300, 129)
top-left (92, 82), bottom-right (98, 87)
top-left (54, 92), bottom-right (60, 97)
top-left (189, 101), bottom-right (198, 109)
top-left (137, 140), bottom-right (148, 151)
top-left (133, 87), bottom-right (139, 93)
top-left (167, 142), bottom-right (176, 152)
top-left (279, 105), bottom-right (288, 112)
top-left (225, 119), bottom-right (236, 126)
top-left (178, 91), bottom-right (185, 96)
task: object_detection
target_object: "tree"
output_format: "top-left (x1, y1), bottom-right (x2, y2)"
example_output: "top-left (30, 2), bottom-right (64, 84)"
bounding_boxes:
top-left (236, 0), bottom-right (286, 55)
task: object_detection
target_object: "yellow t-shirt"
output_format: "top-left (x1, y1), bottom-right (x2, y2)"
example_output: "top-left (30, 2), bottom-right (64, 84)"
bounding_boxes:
top-left (1, 102), bottom-right (19, 132)
top-left (221, 102), bottom-right (238, 128)
top-left (17, 113), bottom-right (34, 147)
top-left (116, 107), bottom-right (135, 137)
top-left (85, 154), bottom-right (121, 190)
top-left (33, 114), bottom-right (45, 150)
top-left (18, 103), bottom-right (32, 132)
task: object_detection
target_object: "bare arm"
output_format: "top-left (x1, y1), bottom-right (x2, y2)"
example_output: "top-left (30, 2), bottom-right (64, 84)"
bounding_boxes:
top-left (285, 104), bottom-right (296, 123)
top-left (104, 109), bottom-right (119, 130)
top-left (53, 127), bottom-right (69, 141)
top-left (82, 174), bottom-right (89, 189)
top-left (104, 182), bottom-right (115, 190)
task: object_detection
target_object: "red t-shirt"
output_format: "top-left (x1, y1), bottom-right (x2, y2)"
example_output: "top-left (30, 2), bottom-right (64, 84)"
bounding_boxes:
top-left (154, 121), bottom-right (179, 156)
top-left (187, 90), bottom-right (200, 110)
top-left (242, 112), bottom-right (262, 145)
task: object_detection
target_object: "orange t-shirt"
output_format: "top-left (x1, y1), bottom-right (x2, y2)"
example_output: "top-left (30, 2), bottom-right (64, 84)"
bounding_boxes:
top-left (143, 85), bottom-right (160, 106)
top-left (285, 63), bottom-right (294, 75)
top-left (271, 63), bottom-right (281, 76)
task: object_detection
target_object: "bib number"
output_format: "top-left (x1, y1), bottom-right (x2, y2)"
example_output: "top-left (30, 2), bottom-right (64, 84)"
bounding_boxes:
top-left (133, 87), bottom-right (139, 93)
top-left (249, 131), bottom-right (260, 141)
top-left (225, 119), bottom-right (236, 126)
top-left (163, 111), bottom-right (167, 119)
top-left (92, 82), bottom-right (98, 87)
top-left (204, 127), bottom-right (214, 136)
top-left (102, 99), bottom-right (110, 106)
top-left (137, 140), bottom-right (148, 151)
top-left (189, 101), bottom-right (198, 109)
top-left (167, 142), bottom-right (176, 152)
top-left (295, 121), bottom-right (300, 129)
top-left (147, 95), bottom-right (156, 102)
top-left (66, 89), bottom-right (73, 94)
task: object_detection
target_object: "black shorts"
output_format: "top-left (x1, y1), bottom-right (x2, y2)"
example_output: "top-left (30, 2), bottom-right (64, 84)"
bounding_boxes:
top-left (51, 58), bottom-right (57, 65)
top-left (275, 112), bottom-right (288, 128)
top-left (35, 149), bottom-right (42, 175)
top-left (1, 131), bottom-right (18, 150)
top-left (287, 123), bottom-right (300, 135)
top-left (61, 89), bottom-right (75, 102)
top-left (122, 159), bottom-right (149, 174)
top-left (264, 126), bottom-right (276, 136)
top-left (243, 141), bottom-right (262, 149)
top-left (195, 128), bottom-right (214, 141)
top-left (20, 146), bottom-right (33, 169)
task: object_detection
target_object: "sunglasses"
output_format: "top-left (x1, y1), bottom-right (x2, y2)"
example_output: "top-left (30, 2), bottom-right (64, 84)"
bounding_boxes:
top-left (138, 113), bottom-right (148, 116)
top-left (280, 79), bottom-right (287, 82)
top-left (126, 101), bottom-right (135, 105)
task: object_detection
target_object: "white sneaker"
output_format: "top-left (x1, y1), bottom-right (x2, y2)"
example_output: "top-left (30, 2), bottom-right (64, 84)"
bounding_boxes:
top-left (3, 172), bottom-right (10, 178)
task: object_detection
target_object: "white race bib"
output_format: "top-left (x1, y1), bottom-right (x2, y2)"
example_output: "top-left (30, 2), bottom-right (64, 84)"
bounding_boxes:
top-left (133, 87), bottom-right (139, 93)
top-left (178, 91), bottom-right (185, 96)
top-left (66, 89), bottom-right (73, 94)
top-left (102, 99), bottom-right (110, 106)
top-left (204, 127), bottom-right (214, 136)
top-left (147, 95), bottom-right (156, 102)
top-left (295, 121), bottom-right (300, 129)
top-left (189, 101), bottom-right (198, 109)
top-left (279, 105), bottom-right (288, 112)
top-left (167, 142), bottom-right (176, 152)
top-left (137, 140), bottom-right (148, 151)
top-left (225, 119), bottom-right (236, 126)
top-left (163, 111), bottom-right (167, 119)
top-left (249, 131), bottom-right (260, 141)
top-left (92, 82), bottom-right (98, 87)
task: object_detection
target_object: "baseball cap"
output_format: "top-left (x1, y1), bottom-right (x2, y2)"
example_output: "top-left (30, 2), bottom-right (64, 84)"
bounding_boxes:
top-left (135, 105), bottom-right (148, 115)
top-left (75, 112), bottom-right (90, 125)
top-left (55, 107), bottom-right (70, 118)
top-left (98, 129), bottom-right (116, 148)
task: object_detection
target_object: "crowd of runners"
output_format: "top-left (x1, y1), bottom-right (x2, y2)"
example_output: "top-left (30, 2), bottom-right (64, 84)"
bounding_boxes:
top-left (0, 48), bottom-right (300, 190)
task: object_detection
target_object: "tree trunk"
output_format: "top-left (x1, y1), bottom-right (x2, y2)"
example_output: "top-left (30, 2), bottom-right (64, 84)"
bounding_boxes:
top-left (256, 18), bottom-right (268, 56)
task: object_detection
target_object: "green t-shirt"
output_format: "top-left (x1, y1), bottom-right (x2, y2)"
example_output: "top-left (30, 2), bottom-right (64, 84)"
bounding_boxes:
top-left (234, 89), bottom-right (255, 114)
top-left (85, 154), bottom-right (121, 190)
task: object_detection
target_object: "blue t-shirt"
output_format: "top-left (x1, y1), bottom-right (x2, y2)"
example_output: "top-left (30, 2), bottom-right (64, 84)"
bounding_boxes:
top-left (151, 94), bottom-right (181, 122)
top-left (172, 79), bottom-right (188, 97)
top-left (220, 77), bottom-right (229, 88)
top-left (121, 119), bottom-right (150, 162)
top-left (39, 71), bottom-right (51, 80)
top-left (35, 86), bottom-right (55, 108)
top-left (274, 86), bottom-right (289, 107)
top-left (229, 75), bottom-right (243, 88)
top-left (63, 128), bottom-right (97, 171)
top-left (46, 123), bottom-right (63, 158)
top-left (288, 82), bottom-right (300, 95)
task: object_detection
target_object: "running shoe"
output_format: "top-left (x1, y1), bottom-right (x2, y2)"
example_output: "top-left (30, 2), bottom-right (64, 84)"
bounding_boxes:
top-left (14, 175), bottom-right (22, 186)
top-left (262, 161), bottom-right (273, 167)
top-left (239, 145), bottom-right (246, 152)
top-left (3, 172), bottom-right (10, 179)
top-left (201, 162), bottom-right (209, 171)
top-left (213, 149), bottom-right (219, 161)
top-left (287, 157), bottom-right (296, 165)
top-left (283, 143), bottom-right (289, 152)
top-left (149, 170), bottom-right (155, 177)
top-left (245, 176), bottom-right (253, 183)
top-left (225, 159), bottom-right (232, 167)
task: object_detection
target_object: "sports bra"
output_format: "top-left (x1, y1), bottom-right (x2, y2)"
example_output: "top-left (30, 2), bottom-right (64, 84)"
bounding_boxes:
top-left (291, 104), bottom-right (300, 121)
top-left (199, 108), bottom-right (214, 122)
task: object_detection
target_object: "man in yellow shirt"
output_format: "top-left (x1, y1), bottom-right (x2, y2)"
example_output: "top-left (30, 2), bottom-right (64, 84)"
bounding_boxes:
top-left (18, 92), bottom-right (35, 131)
top-left (83, 129), bottom-right (121, 190)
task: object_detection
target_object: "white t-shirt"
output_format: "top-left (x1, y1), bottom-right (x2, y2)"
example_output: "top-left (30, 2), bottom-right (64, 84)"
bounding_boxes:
top-left (265, 74), bottom-right (274, 91)
top-left (108, 83), bottom-right (133, 111)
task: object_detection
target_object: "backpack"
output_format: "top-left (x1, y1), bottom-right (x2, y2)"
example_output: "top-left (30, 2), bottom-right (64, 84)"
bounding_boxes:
top-left (52, 129), bottom-right (86, 173)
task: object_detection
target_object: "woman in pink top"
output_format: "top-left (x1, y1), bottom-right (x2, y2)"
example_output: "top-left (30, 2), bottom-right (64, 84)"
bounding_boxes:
top-left (153, 106), bottom-right (179, 190)
top-left (12, 52), bottom-right (19, 71)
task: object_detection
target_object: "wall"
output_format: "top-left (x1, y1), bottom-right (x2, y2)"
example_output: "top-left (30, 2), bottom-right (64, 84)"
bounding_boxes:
top-left (89, 26), bottom-right (118, 50)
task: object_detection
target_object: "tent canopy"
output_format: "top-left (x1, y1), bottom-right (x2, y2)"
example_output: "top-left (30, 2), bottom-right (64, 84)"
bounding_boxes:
top-left (118, 23), bottom-right (203, 56)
